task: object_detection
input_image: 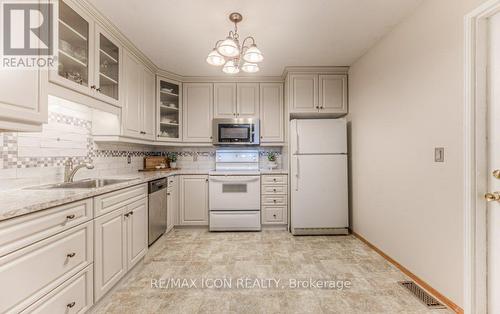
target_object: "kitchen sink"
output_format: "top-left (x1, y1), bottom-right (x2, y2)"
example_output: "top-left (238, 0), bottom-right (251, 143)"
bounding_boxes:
top-left (25, 178), bottom-right (136, 190)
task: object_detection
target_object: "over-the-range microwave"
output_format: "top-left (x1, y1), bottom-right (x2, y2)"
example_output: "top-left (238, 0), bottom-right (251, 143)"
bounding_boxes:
top-left (212, 118), bottom-right (260, 145)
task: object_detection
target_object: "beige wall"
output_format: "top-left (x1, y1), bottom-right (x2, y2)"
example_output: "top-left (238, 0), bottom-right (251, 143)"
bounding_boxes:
top-left (348, 0), bottom-right (487, 306)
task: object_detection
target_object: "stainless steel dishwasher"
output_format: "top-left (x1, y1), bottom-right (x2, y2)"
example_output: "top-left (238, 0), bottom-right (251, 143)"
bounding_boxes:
top-left (148, 178), bottom-right (168, 246)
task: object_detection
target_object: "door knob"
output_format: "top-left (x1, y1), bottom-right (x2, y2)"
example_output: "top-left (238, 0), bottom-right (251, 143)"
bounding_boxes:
top-left (485, 192), bottom-right (500, 201)
top-left (493, 170), bottom-right (500, 179)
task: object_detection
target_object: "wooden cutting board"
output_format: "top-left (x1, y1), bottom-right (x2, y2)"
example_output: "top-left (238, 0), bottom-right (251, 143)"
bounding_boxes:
top-left (142, 156), bottom-right (168, 170)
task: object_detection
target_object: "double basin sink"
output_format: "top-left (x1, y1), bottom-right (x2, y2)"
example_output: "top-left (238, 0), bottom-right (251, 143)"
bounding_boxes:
top-left (25, 178), bottom-right (136, 190)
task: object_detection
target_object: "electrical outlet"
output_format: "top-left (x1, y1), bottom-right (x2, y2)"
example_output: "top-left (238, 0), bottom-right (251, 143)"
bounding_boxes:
top-left (434, 147), bottom-right (444, 162)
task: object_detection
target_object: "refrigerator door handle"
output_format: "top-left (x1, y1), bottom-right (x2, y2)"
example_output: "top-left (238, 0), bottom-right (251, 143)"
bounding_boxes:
top-left (295, 158), bottom-right (300, 191)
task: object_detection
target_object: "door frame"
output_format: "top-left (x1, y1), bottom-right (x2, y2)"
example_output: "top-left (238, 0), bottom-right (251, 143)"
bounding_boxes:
top-left (464, 1), bottom-right (500, 313)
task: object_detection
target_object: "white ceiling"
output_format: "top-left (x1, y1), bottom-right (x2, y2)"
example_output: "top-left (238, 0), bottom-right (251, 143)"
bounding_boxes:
top-left (88, 0), bottom-right (423, 77)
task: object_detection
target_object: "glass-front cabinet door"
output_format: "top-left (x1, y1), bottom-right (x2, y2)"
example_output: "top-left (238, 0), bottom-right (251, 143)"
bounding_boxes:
top-left (94, 26), bottom-right (120, 105)
top-left (157, 78), bottom-right (181, 142)
top-left (54, 0), bottom-right (93, 94)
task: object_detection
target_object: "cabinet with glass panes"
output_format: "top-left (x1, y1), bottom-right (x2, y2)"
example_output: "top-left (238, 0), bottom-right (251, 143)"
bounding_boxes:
top-left (157, 79), bottom-right (181, 141)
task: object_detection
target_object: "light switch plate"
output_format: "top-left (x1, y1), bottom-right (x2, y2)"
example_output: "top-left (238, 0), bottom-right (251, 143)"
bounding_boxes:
top-left (435, 147), bottom-right (444, 162)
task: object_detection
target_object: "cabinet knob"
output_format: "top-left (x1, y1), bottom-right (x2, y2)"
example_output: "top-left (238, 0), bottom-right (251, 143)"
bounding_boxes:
top-left (96, 87), bottom-right (102, 92)
top-left (66, 214), bottom-right (76, 220)
top-left (124, 213), bottom-right (130, 217)
top-left (90, 85), bottom-right (96, 90)
top-left (273, 189), bottom-right (276, 192)
top-left (273, 199), bottom-right (277, 203)
top-left (129, 211), bottom-right (134, 215)
top-left (67, 252), bottom-right (76, 258)
top-left (167, 192), bottom-right (171, 196)
top-left (273, 179), bottom-right (277, 182)
top-left (205, 179), bottom-right (209, 182)
top-left (67, 302), bottom-right (76, 308)
top-left (315, 106), bottom-right (319, 109)
top-left (273, 214), bottom-right (277, 218)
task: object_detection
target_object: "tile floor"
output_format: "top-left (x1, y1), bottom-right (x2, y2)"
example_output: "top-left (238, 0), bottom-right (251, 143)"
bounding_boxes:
top-left (91, 230), bottom-right (453, 314)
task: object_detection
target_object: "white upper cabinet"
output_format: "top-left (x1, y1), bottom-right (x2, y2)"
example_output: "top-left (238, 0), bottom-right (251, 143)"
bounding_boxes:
top-left (122, 50), bottom-right (156, 140)
top-left (237, 83), bottom-right (260, 118)
top-left (94, 25), bottom-right (121, 106)
top-left (122, 51), bottom-right (142, 138)
top-left (289, 74), bottom-right (318, 113)
top-left (157, 77), bottom-right (182, 142)
top-left (213, 83), bottom-right (236, 118)
top-left (51, 0), bottom-right (122, 107)
top-left (213, 83), bottom-right (259, 119)
top-left (183, 83), bottom-right (213, 143)
top-left (0, 67), bottom-right (48, 132)
top-left (288, 72), bottom-right (348, 116)
top-left (142, 68), bottom-right (156, 140)
top-left (260, 83), bottom-right (284, 143)
top-left (318, 75), bottom-right (347, 113)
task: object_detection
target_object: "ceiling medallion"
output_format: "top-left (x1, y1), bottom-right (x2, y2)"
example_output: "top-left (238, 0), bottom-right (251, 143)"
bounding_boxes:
top-left (206, 12), bottom-right (263, 74)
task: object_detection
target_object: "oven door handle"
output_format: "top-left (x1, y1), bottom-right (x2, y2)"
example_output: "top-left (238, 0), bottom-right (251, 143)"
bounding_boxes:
top-left (209, 177), bottom-right (260, 183)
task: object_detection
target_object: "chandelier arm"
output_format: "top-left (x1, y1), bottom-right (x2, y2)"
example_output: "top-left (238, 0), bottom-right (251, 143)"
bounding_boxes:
top-left (214, 40), bottom-right (223, 49)
top-left (241, 36), bottom-right (256, 50)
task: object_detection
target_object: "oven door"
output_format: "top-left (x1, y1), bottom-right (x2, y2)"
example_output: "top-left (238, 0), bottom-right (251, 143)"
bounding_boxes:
top-left (209, 176), bottom-right (261, 211)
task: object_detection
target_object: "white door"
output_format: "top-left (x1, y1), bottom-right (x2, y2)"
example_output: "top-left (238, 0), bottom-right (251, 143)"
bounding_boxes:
top-left (318, 75), bottom-right (347, 113)
top-left (487, 12), bottom-right (500, 314)
top-left (142, 67), bottom-right (156, 140)
top-left (237, 83), bottom-right (260, 118)
top-left (289, 74), bottom-right (318, 113)
top-left (291, 155), bottom-right (348, 229)
top-left (126, 198), bottom-right (148, 269)
top-left (213, 83), bottom-right (236, 118)
top-left (94, 208), bottom-right (126, 301)
top-left (122, 50), bottom-right (142, 138)
top-left (180, 175), bottom-right (209, 225)
top-left (183, 83), bottom-right (213, 142)
top-left (291, 119), bottom-right (347, 154)
top-left (260, 83), bottom-right (284, 143)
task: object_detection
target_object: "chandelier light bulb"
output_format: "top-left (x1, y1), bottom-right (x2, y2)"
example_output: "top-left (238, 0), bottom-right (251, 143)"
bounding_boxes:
top-left (206, 49), bottom-right (225, 66)
top-left (241, 62), bottom-right (259, 73)
top-left (217, 37), bottom-right (240, 57)
top-left (243, 44), bottom-right (263, 63)
top-left (222, 60), bottom-right (240, 74)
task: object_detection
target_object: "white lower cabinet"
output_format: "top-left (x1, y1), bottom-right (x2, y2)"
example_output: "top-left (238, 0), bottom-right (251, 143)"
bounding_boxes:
top-left (94, 186), bottom-right (148, 301)
top-left (180, 175), bottom-right (209, 225)
top-left (21, 265), bottom-right (94, 314)
top-left (126, 198), bottom-right (148, 268)
top-left (167, 175), bottom-right (179, 232)
top-left (93, 207), bottom-right (127, 301)
top-left (0, 221), bottom-right (93, 313)
top-left (261, 174), bottom-right (288, 225)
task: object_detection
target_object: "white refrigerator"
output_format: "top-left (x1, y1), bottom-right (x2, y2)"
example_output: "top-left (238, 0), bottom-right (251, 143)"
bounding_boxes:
top-left (290, 119), bottom-right (349, 235)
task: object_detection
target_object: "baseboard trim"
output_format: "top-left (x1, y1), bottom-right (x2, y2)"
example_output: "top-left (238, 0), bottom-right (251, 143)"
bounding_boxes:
top-left (351, 231), bottom-right (463, 314)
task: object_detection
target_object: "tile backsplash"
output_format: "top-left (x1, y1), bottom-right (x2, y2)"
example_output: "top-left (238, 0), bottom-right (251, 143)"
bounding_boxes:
top-left (0, 96), bottom-right (282, 190)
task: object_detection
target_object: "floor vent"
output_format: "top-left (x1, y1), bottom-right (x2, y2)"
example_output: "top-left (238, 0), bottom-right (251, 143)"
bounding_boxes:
top-left (398, 281), bottom-right (447, 310)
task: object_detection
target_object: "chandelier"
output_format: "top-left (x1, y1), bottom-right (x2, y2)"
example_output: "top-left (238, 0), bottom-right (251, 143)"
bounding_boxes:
top-left (206, 12), bottom-right (263, 74)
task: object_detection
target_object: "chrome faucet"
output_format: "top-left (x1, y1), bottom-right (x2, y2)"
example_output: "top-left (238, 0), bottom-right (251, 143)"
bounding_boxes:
top-left (64, 159), bottom-right (94, 183)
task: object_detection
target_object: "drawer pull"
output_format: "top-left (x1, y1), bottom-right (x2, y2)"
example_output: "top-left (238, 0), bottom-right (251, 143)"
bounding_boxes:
top-left (67, 301), bottom-right (76, 308)
top-left (273, 178), bottom-right (277, 182)
top-left (273, 214), bottom-right (277, 218)
top-left (124, 213), bottom-right (130, 217)
top-left (67, 252), bottom-right (76, 258)
top-left (129, 211), bottom-right (134, 216)
top-left (66, 214), bottom-right (76, 220)
top-left (273, 199), bottom-right (277, 203)
top-left (273, 189), bottom-right (277, 192)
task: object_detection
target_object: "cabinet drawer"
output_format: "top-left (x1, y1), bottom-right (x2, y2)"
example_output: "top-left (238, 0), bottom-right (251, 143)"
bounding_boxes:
top-left (262, 185), bottom-right (287, 195)
top-left (262, 195), bottom-right (287, 206)
top-left (94, 184), bottom-right (147, 217)
top-left (0, 221), bottom-right (93, 313)
top-left (261, 175), bottom-right (287, 185)
top-left (21, 265), bottom-right (93, 314)
top-left (262, 206), bottom-right (286, 224)
top-left (0, 199), bottom-right (92, 257)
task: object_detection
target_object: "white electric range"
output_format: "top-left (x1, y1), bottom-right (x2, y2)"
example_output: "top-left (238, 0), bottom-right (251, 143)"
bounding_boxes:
top-left (208, 150), bottom-right (261, 231)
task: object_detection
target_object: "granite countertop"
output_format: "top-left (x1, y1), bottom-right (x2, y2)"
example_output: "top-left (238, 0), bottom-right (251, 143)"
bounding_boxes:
top-left (0, 169), bottom-right (288, 222)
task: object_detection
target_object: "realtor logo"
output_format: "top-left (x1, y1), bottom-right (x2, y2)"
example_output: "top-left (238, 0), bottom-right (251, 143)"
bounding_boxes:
top-left (1, 1), bottom-right (57, 68)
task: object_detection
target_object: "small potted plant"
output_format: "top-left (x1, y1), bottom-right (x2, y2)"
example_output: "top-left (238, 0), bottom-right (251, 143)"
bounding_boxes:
top-left (267, 152), bottom-right (278, 169)
top-left (167, 152), bottom-right (178, 169)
